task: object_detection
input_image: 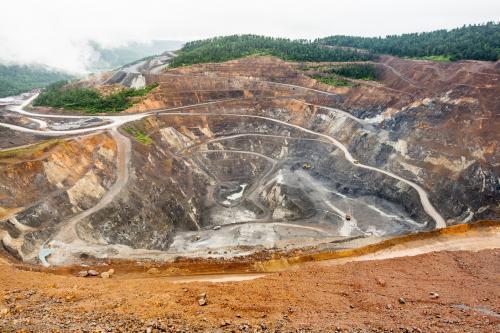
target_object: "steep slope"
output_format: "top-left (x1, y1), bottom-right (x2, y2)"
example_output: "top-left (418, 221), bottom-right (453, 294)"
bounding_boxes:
top-left (0, 133), bottom-right (117, 261)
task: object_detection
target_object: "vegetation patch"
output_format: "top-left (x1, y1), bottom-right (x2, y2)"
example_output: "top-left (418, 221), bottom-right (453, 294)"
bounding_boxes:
top-left (169, 35), bottom-right (376, 67)
top-left (311, 75), bottom-right (352, 87)
top-left (406, 55), bottom-right (452, 62)
top-left (318, 22), bottom-right (499, 61)
top-left (327, 63), bottom-right (378, 80)
top-left (33, 82), bottom-right (159, 114)
top-left (0, 139), bottom-right (61, 164)
top-left (303, 63), bottom-right (378, 86)
top-left (124, 127), bottom-right (152, 145)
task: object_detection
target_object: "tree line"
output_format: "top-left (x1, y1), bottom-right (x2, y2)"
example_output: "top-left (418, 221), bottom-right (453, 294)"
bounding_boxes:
top-left (169, 35), bottom-right (376, 67)
top-left (318, 22), bottom-right (499, 61)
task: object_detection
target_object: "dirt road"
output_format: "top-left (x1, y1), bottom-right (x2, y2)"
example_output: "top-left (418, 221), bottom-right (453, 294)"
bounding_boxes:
top-left (2, 85), bottom-right (446, 267)
top-left (156, 111), bottom-right (447, 228)
top-left (48, 129), bottom-right (131, 265)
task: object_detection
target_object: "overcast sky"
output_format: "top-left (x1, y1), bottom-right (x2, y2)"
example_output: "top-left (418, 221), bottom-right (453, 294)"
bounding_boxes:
top-left (1, 0), bottom-right (498, 72)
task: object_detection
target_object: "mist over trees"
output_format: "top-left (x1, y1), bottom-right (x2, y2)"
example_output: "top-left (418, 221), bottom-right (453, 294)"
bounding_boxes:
top-left (2, 24), bottom-right (497, 98)
top-left (87, 40), bottom-right (183, 72)
top-left (0, 64), bottom-right (74, 98)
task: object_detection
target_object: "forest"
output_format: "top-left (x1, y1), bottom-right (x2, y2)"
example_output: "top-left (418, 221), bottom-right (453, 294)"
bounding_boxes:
top-left (304, 63), bottom-right (378, 87)
top-left (327, 64), bottom-right (378, 80)
top-left (318, 22), bottom-right (499, 61)
top-left (0, 64), bottom-right (73, 98)
top-left (33, 82), bottom-right (158, 113)
top-left (169, 35), bottom-right (376, 67)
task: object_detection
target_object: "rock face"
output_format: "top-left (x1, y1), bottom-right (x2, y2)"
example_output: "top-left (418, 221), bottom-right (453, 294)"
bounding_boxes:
top-left (0, 56), bottom-right (498, 265)
top-left (0, 134), bottom-right (117, 261)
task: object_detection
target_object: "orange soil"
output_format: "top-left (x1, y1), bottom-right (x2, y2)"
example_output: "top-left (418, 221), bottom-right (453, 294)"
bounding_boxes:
top-left (0, 248), bottom-right (498, 332)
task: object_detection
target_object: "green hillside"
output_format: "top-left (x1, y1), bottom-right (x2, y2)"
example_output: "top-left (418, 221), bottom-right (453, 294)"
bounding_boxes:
top-left (33, 81), bottom-right (158, 113)
top-left (169, 35), bottom-right (375, 67)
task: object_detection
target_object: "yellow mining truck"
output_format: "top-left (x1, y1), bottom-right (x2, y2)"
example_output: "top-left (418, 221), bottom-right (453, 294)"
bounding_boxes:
top-left (302, 162), bottom-right (312, 170)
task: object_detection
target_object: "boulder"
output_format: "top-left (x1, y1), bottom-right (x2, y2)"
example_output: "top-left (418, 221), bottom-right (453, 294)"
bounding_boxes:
top-left (76, 270), bottom-right (89, 277)
top-left (198, 293), bottom-right (207, 306)
top-left (88, 270), bottom-right (99, 276)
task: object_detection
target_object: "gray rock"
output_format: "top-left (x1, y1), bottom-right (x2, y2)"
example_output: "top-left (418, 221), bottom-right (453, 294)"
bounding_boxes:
top-left (88, 270), bottom-right (99, 276)
top-left (76, 270), bottom-right (89, 277)
top-left (198, 293), bottom-right (207, 306)
top-left (429, 292), bottom-right (440, 299)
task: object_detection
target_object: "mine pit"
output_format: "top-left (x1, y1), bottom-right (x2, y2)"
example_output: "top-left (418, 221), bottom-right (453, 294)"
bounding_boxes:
top-left (0, 11), bottom-right (499, 331)
top-left (0, 56), bottom-right (497, 276)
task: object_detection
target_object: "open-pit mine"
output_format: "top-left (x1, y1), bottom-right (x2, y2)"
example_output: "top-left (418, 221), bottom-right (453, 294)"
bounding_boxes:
top-left (0, 48), bottom-right (499, 332)
top-left (0, 55), bottom-right (498, 270)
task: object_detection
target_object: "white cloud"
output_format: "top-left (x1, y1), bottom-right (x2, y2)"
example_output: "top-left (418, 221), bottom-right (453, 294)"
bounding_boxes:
top-left (1, 0), bottom-right (498, 73)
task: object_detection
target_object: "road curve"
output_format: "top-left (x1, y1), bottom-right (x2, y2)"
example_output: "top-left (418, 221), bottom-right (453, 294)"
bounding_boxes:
top-left (183, 133), bottom-right (330, 153)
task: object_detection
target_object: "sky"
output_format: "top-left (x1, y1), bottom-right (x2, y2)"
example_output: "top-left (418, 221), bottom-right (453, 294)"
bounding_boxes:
top-left (1, 0), bottom-right (499, 73)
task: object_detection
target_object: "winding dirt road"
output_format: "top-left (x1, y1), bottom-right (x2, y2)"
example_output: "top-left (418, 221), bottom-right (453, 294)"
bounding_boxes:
top-left (1, 88), bottom-right (446, 262)
top-left (155, 111), bottom-right (447, 228)
top-left (3, 97), bottom-right (446, 228)
top-left (52, 129), bottom-right (131, 244)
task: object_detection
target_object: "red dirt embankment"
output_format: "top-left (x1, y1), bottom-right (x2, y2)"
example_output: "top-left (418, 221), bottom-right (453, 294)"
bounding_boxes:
top-left (1, 245), bottom-right (499, 331)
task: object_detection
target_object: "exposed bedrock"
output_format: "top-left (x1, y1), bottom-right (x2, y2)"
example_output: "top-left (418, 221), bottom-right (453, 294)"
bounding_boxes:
top-left (83, 139), bottom-right (212, 251)
top-left (0, 133), bottom-right (117, 261)
top-left (100, 112), bottom-right (435, 247)
top-left (0, 56), bottom-right (497, 264)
